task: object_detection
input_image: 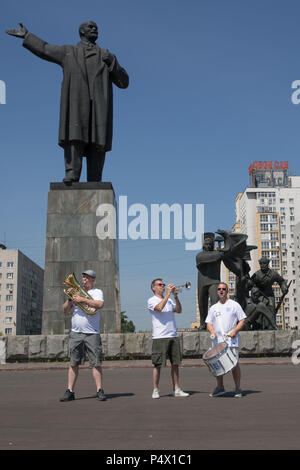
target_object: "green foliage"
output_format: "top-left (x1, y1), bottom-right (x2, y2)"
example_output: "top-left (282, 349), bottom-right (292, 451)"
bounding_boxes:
top-left (121, 311), bottom-right (136, 333)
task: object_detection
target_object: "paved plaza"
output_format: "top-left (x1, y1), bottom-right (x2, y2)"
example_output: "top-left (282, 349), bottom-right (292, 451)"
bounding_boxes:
top-left (0, 359), bottom-right (299, 450)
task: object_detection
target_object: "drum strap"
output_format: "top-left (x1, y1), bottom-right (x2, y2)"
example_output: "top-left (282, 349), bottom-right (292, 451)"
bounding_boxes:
top-left (215, 305), bottom-right (227, 342)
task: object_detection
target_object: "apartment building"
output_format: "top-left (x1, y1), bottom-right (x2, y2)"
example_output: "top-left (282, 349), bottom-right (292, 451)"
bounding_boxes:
top-left (0, 246), bottom-right (44, 335)
top-left (228, 161), bottom-right (299, 330)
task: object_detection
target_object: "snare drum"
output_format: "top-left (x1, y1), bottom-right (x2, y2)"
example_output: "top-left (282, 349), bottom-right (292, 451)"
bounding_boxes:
top-left (203, 342), bottom-right (238, 377)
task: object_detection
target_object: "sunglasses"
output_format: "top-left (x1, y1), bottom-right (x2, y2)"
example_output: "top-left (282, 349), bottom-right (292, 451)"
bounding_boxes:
top-left (217, 287), bottom-right (227, 291)
top-left (156, 283), bottom-right (165, 287)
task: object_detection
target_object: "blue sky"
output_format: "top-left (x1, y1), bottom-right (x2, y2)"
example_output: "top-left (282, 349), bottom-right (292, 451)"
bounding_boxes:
top-left (1, 0), bottom-right (300, 331)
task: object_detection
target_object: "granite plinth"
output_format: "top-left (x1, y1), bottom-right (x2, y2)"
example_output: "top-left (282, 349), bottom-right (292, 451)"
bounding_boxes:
top-left (42, 182), bottom-right (120, 334)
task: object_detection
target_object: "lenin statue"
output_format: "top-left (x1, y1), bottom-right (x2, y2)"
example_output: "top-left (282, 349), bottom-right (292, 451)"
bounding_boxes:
top-left (6, 21), bottom-right (129, 183)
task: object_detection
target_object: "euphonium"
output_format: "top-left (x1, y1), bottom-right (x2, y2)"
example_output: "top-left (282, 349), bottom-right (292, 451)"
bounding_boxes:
top-left (63, 272), bottom-right (98, 316)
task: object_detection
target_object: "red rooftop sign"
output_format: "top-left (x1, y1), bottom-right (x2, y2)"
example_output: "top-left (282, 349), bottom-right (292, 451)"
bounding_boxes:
top-left (248, 161), bottom-right (289, 174)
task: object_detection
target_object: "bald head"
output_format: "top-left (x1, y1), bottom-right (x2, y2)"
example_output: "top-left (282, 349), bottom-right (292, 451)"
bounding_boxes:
top-left (79, 21), bottom-right (98, 43)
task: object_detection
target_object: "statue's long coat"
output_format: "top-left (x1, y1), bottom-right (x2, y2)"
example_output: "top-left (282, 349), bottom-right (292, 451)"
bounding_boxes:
top-left (23, 33), bottom-right (129, 151)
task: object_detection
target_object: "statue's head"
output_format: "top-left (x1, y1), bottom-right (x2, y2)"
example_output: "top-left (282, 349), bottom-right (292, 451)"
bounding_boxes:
top-left (203, 232), bottom-right (215, 251)
top-left (79, 20), bottom-right (98, 43)
top-left (259, 256), bottom-right (270, 273)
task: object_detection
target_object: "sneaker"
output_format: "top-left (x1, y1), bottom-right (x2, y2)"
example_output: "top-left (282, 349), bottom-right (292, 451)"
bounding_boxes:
top-left (97, 388), bottom-right (107, 401)
top-left (60, 389), bottom-right (75, 402)
top-left (209, 386), bottom-right (226, 397)
top-left (172, 388), bottom-right (189, 397)
top-left (234, 388), bottom-right (243, 398)
top-left (152, 389), bottom-right (160, 399)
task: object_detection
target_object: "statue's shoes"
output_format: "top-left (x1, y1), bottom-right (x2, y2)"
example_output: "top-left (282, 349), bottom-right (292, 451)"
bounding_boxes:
top-left (63, 177), bottom-right (79, 184)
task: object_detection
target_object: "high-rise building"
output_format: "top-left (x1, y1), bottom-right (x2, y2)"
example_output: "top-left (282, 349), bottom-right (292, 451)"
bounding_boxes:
top-left (0, 246), bottom-right (44, 335)
top-left (228, 161), bottom-right (299, 330)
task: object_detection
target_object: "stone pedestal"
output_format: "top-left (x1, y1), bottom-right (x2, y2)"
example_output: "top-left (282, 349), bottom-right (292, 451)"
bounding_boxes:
top-left (42, 182), bottom-right (120, 334)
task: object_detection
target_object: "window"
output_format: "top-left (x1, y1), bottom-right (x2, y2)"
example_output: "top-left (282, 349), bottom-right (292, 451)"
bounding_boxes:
top-left (6, 295), bottom-right (13, 301)
top-left (5, 317), bottom-right (12, 324)
top-left (272, 259), bottom-right (280, 268)
top-left (289, 198), bottom-right (294, 203)
top-left (280, 199), bottom-right (285, 203)
top-left (6, 273), bottom-right (13, 279)
top-left (5, 306), bottom-right (13, 312)
top-left (6, 262), bottom-right (14, 268)
top-left (4, 328), bottom-right (12, 335)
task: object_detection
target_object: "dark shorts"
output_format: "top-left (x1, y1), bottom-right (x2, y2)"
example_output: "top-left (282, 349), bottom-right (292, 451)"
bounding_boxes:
top-left (151, 337), bottom-right (182, 367)
top-left (69, 331), bottom-right (102, 367)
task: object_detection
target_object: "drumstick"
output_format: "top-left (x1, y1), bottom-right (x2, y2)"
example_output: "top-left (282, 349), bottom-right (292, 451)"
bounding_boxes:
top-left (210, 331), bottom-right (232, 340)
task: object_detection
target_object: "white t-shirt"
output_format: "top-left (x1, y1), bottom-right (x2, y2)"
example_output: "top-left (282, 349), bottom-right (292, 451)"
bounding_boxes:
top-left (147, 295), bottom-right (178, 339)
top-left (71, 288), bottom-right (104, 334)
top-left (205, 299), bottom-right (246, 348)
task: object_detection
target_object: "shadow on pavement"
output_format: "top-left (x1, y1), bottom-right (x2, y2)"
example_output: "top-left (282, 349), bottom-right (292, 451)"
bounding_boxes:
top-left (214, 390), bottom-right (262, 398)
top-left (75, 392), bottom-right (135, 400)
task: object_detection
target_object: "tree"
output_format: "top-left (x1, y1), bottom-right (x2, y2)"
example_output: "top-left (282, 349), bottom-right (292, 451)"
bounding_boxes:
top-left (121, 311), bottom-right (136, 333)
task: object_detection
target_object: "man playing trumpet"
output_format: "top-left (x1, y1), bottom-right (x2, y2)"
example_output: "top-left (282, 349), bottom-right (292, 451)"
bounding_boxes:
top-left (147, 279), bottom-right (189, 399)
top-left (60, 270), bottom-right (105, 402)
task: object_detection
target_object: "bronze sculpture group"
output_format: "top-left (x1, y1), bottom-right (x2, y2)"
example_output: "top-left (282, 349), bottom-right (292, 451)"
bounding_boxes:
top-left (196, 231), bottom-right (289, 330)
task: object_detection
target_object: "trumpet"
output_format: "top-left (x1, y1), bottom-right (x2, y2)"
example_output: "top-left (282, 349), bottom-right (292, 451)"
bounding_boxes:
top-left (174, 282), bottom-right (191, 292)
top-left (63, 272), bottom-right (99, 316)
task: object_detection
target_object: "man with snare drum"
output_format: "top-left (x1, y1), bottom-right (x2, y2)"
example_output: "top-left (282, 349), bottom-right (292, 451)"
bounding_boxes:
top-left (205, 282), bottom-right (246, 398)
